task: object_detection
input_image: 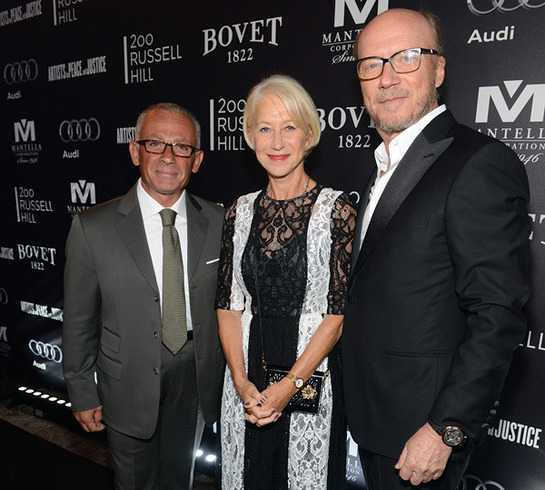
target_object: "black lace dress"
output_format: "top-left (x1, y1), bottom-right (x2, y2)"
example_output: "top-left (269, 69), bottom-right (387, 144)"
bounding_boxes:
top-left (216, 185), bottom-right (356, 489)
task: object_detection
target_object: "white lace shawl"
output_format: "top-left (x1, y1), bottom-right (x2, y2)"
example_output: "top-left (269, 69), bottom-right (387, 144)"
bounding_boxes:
top-left (220, 187), bottom-right (342, 489)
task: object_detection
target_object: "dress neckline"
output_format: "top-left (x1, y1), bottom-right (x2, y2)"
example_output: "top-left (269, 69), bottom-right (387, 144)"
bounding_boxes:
top-left (261, 184), bottom-right (320, 203)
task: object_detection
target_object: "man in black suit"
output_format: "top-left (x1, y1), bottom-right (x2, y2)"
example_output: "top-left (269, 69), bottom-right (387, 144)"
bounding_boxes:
top-left (343, 9), bottom-right (530, 489)
top-left (63, 103), bottom-right (225, 489)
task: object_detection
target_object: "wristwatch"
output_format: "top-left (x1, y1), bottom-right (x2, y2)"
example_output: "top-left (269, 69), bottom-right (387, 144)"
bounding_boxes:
top-left (440, 426), bottom-right (466, 447)
top-left (286, 373), bottom-right (304, 390)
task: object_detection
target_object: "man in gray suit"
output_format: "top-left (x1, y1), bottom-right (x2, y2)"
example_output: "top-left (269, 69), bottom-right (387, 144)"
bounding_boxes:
top-left (62, 103), bottom-right (225, 490)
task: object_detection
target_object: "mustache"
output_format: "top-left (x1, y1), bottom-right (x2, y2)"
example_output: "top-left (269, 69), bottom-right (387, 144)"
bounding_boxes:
top-left (375, 89), bottom-right (409, 103)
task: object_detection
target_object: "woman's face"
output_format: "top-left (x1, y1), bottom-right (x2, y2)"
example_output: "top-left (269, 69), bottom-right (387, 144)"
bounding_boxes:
top-left (249, 95), bottom-right (311, 181)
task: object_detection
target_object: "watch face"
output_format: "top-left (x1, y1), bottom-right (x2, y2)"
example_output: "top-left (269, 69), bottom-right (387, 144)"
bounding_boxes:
top-left (295, 378), bottom-right (304, 389)
top-left (443, 428), bottom-right (464, 446)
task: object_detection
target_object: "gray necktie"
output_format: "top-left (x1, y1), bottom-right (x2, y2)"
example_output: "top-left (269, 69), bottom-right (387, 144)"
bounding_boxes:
top-left (160, 208), bottom-right (187, 354)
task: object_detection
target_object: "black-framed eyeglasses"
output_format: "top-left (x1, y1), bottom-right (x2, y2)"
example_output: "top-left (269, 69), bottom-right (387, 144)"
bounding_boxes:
top-left (356, 48), bottom-right (440, 81)
top-left (137, 139), bottom-right (200, 158)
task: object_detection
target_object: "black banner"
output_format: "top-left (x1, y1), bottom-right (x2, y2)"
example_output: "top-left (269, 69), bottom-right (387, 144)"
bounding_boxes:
top-left (1, 1), bottom-right (544, 487)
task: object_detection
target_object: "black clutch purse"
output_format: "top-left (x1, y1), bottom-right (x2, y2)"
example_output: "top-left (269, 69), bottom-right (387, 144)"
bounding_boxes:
top-left (265, 364), bottom-right (326, 414)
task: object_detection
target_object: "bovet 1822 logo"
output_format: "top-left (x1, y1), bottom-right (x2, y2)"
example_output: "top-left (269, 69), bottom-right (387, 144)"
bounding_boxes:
top-left (122, 32), bottom-right (182, 84)
top-left (475, 80), bottom-right (545, 166)
top-left (467, 0), bottom-right (545, 16)
top-left (17, 243), bottom-right (57, 271)
top-left (202, 16), bottom-right (282, 65)
top-left (317, 104), bottom-right (374, 150)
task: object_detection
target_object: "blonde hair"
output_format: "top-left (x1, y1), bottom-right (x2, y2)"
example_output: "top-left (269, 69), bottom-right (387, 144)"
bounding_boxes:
top-left (243, 74), bottom-right (321, 154)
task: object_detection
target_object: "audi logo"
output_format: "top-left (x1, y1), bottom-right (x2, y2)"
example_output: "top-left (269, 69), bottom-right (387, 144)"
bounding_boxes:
top-left (59, 118), bottom-right (101, 143)
top-left (3, 59), bottom-right (39, 84)
top-left (467, 0), bottom-right (545, 15)
top-left (0, 288), bottom-right (7, 305)
top-left (28, 340), bottom-right (63, 363)
top-left (459, 475), bottom-right (506, 490)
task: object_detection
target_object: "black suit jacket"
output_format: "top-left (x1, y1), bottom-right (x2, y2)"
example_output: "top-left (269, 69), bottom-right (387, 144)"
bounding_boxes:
top-left (342, 110), bottom-right (530, 459)
top-left (62, 184), bottom-right (225, 438)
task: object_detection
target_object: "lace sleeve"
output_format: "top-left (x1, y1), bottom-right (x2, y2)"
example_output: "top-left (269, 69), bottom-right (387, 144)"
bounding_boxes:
top-left (327, 193), bottom-right (357, 314)
top-left (215, 201), bottom-right (238, 309)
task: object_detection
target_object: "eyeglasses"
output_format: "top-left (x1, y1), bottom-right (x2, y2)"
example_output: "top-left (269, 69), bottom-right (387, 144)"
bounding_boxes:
top-left (136, 139), bottom-right (200, 158)
top-left (356, 48), bottom-right (440, 81)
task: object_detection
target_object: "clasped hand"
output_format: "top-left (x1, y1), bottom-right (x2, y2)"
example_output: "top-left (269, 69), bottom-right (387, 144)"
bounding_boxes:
top-left (238, 378), bottom-right (294, 427)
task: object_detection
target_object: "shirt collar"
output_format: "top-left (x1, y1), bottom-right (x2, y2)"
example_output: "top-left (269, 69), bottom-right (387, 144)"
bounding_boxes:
top-left (374, 104), bottom-right (447, 174)
top-left (136, 177), bottom-right (186, 219)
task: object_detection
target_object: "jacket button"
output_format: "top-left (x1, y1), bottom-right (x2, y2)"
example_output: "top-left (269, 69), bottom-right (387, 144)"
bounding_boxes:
top-left (153, 368), bottom-right (159, 375)
top-left (494, 401), bottom-right (500, 407)
top-left (153, 331), bottom-right (159, 339)
top-left (153, 296), bottom-right (159, 302)
top-left (482, 423), bottom-right (490, 430)
top-left (489, 409), bottom-right (497, 416)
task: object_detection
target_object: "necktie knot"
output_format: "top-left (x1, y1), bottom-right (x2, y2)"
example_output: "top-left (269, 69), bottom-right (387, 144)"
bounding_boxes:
top-left (160, 208), bottom-right (177, 227)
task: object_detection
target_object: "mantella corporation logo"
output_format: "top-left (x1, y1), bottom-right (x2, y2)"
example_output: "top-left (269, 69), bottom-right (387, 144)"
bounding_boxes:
top-left (321, 0), bottom-right (388, 65)
top-left (12, 118), bottom-right (42, 164)
top-left (475, 80), bottom-right (545, 165)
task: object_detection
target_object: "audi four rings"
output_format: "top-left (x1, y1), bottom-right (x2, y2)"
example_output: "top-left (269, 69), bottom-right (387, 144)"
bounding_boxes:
top-left (28, 340), bottom-right (63, 363)
top-left (59, 118), bottom-right (101, 142)
top-left (459, 475), bottom-right (506, 490)
top-left (3, 59), bottom-right (39, 84)
top-left (467, 0), bottom-right (545, 15)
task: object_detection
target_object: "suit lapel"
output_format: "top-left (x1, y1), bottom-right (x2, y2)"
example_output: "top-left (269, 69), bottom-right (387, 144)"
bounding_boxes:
top-left (353, 111), bottom-right (456, 274)
top-left (115, 185), bottom-right (159, 293)
top-left (186, 193), bottom-right (207, 281)
top-left (352, 172), bottom-right (376, 269)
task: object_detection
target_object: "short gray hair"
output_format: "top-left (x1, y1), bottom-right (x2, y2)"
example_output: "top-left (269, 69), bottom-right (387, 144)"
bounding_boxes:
top-left (134, 102), bottom-right (201, 148)
top-left (243, 74), bottom-right (321, 155)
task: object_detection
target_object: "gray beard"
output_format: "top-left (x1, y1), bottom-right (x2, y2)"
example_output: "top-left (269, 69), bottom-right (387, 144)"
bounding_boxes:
top-left (373, 92), bottom-right (438, 135)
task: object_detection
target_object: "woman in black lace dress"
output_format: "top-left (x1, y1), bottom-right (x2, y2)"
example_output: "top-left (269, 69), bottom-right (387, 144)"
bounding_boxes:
top-left (216, 74), bottom-right (357, 489)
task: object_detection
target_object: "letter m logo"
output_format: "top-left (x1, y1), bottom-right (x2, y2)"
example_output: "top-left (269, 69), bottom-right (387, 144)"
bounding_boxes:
top-left (334, 0), bottom-right (389, 27)
top-left (476, 80), bottom-right (545, 123)
top-left (14, 119), bottom-right (36, 142)
top-left (70, 180), bottom-right (96, 204)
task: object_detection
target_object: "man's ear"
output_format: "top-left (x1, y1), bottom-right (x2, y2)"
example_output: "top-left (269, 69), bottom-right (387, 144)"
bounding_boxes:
top-left (129, 140), bottom-right (140, 167)
top-left (435, 56), bottom-right (446, 89)
top-left (191, 150), bottom-right (204, 174)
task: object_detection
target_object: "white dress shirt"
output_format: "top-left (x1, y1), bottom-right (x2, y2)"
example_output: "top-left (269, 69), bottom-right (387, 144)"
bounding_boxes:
top-left (356, 105), bottom-right (447, 252)
top-left (137, 178), bottom-right (193, 331)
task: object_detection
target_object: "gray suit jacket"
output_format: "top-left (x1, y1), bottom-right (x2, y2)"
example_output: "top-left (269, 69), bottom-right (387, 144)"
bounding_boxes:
top-left (62, 183), bottom-right (225, 439)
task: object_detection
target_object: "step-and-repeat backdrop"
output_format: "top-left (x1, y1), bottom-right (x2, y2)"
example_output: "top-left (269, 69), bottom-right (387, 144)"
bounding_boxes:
top-left (1, 1), bottom-right (544, 487)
